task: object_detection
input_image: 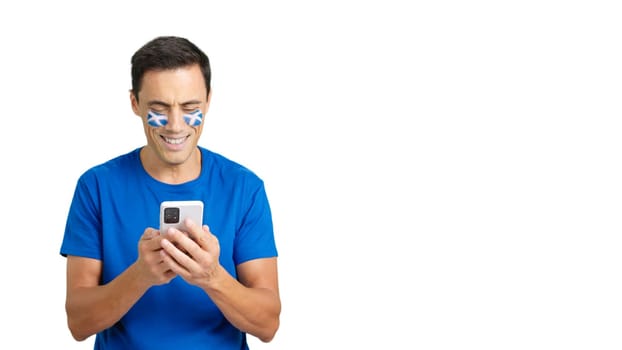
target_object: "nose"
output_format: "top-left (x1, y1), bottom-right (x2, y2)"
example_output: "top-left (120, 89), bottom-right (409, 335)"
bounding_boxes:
top-left (164, 108), bottom-right (186, 131)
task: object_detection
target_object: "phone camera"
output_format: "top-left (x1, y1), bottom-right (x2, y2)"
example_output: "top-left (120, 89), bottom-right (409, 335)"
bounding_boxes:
top-left (163, 207), bottom-right (180, 224)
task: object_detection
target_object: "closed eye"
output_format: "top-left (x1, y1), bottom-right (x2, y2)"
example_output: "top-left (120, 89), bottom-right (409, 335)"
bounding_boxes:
top-left (182, 106), bottom-right (200, 113)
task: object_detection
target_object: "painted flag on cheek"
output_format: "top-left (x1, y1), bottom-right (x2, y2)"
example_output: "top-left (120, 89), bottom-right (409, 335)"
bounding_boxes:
top-left (147, 110), bottom-right (168, 127)
top-left (184, 110), bottom-right (203, 126)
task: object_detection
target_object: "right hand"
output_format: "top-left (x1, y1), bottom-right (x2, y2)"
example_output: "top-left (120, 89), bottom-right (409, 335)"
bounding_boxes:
top-left (135, 228), bottom-right (177, 286)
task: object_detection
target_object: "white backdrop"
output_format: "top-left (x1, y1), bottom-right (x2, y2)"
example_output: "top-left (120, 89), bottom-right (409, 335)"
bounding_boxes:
top-left (0, 1), bottom-right (621, 349)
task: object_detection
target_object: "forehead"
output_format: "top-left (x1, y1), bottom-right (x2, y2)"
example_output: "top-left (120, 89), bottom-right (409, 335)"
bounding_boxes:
top-left (138, 65), bottom-right (207, 103)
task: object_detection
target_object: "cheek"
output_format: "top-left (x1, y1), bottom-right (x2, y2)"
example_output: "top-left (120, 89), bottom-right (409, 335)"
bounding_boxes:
top-left (147, 110), bottom-right (169, 127)
top-left (183, 110), bottom-right (203, 127)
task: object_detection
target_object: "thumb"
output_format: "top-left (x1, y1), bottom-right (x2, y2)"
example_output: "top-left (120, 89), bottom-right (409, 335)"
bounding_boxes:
top-left (142, 228), bottom-right (159, 240)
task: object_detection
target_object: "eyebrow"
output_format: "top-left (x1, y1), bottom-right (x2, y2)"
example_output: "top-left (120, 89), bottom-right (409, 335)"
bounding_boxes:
top-left (147, 99), bottom-right (202, 108)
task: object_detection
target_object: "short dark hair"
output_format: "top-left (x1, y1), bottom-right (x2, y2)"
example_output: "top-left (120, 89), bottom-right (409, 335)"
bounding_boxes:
top-left (131, 36), bottom-right (211, 101)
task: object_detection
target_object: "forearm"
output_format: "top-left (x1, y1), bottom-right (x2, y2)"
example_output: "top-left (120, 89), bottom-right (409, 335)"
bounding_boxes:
top-left (66, 264), bottom-right (151, 341)
top-left (203, 266), bottom-right (281, 342)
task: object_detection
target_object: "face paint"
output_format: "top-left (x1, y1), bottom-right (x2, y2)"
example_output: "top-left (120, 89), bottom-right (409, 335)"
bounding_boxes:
top-left (147, 110), bottom-right (168, 127)
top-left (146, 109), bottom-right (203, 127)
top-left (183, 109), bottom-right (203, 126)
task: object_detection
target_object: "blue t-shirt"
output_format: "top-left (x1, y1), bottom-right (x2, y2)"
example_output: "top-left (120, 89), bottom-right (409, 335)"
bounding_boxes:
top-left (60, 146), bottom-right (277, 350)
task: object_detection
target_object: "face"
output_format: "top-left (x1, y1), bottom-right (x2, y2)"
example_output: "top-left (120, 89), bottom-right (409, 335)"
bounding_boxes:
top-left (131, 64), bottom-right (210, 171)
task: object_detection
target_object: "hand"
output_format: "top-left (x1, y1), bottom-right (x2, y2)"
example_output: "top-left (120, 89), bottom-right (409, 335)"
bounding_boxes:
top-left (159, 218), bottom-right (222, 288)
top-left (135, 228), bottom-right (177, 286)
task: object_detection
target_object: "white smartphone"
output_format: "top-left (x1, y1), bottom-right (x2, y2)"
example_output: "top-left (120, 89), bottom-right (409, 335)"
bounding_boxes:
top-left (159, 200), bottom-right (204, 235)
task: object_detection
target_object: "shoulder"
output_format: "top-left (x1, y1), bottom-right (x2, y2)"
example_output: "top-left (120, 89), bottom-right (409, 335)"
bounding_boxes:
top-left (78, 148), bottom-right (141, 183)
top-left (200, 146), bottom-right (263, 184)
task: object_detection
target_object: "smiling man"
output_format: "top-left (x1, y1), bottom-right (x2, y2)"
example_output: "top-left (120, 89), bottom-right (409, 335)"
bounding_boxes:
top-left (60, 36), bottom-right (281, 350)
top-left (133, 63), bottom-right (209, 182)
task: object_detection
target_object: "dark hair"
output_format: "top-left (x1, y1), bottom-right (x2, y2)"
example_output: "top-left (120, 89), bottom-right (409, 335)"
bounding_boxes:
top-left (131, 36), bottom-right (211, 101)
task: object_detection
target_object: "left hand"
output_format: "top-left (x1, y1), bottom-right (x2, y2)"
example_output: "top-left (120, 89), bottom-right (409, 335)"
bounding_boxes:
top-left (160, 218), bottom-right (221, 287)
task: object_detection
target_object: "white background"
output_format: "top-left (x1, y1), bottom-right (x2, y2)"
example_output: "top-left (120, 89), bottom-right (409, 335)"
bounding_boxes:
top-left (0, 1), bottom-right (621, 349)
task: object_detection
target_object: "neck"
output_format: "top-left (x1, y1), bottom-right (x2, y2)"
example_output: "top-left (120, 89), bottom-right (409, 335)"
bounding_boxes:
top-left (139, 146), bottom-right (201, 184)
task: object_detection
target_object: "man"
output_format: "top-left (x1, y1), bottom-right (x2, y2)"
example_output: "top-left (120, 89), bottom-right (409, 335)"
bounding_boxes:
top-left (59, 36), bottom-right (281, 349)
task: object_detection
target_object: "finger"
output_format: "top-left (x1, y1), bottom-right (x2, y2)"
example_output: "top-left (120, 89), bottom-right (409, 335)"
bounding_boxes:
top-left (142, 228), bottom-right (159, 240)
top-left (164, 226), bottom-right (211, 260)
top-left (151, 258), bottom-right (177, 283)
top-left (193, 225), bottom-right (213, 249)
top-left (183, 218), bottom-right (203, 240)
top-left (161, 239), bottom-right (196, 272)
top-left (140, 229), bottom-right (164, 252)
top-left (179, 220), bottom-right (207, 249)
top-left (160, 229), bottom-right (196, 255)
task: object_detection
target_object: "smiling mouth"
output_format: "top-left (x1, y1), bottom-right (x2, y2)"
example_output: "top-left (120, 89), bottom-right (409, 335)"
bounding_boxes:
top-left (162, 136), bottom-right (188, 145)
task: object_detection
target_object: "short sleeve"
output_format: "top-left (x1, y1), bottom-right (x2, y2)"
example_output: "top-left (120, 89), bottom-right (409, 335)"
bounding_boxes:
top-left (233, 181), bottom-right (278, 265)
top-left (59, 171), bottom-right (102, 260)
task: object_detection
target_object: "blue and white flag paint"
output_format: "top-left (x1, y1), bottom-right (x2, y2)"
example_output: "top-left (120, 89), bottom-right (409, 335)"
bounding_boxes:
top-left (147, 110), bottom-right (168, 127)
top-left (147, 109), bottom-right (203, 127)
top-left (183, 109), bottom-right (203, 126)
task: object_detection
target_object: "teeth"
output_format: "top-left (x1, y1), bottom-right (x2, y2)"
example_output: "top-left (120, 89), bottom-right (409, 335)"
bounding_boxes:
top-left (164, 137), bottom-right (185, 145)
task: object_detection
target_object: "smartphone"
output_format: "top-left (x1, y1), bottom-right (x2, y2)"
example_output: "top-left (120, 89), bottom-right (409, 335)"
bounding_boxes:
top-left (159, 200), bottom-right (204, 235)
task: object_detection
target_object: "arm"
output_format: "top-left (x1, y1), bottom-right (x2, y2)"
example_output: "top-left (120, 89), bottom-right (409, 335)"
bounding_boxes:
top-left (161, 222), bottom-right (281, 342)
top-left (65, 228), bottom-right (176, 341)
top-left (204, 258), bottom-right (280, 342)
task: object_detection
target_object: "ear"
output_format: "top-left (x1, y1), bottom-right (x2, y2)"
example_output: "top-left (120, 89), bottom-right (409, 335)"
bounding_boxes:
top-left (204, 89), bottom-right (213, 114)
top-left (129, 90), bottom-right (141, 116)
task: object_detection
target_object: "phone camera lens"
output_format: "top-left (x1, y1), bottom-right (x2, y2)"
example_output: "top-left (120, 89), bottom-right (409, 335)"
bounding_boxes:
top-left (163, 207), bottom-right (180, 224)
